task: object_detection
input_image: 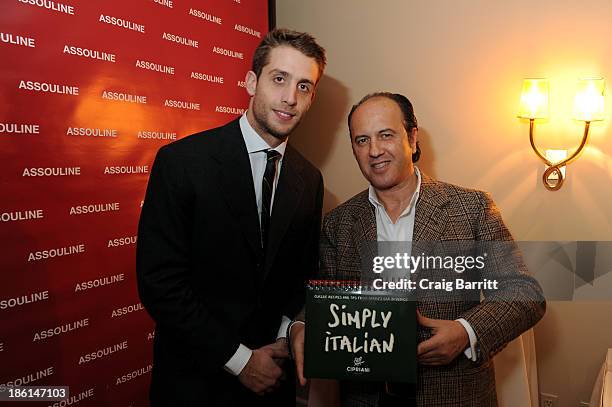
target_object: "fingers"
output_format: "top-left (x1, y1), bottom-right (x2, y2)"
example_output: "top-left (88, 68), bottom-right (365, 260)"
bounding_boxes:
top-left (262, 345), bottom-right (289, 359)
top-left (263, 359), bottom-right (283, 379)
top-left (239, 349), bottom-right (284, 395)
top-left (256, 380), bottom-right (281, 396)
top-left (257, 364), bottom-right (283, 395)
top-left (417, 332), bottom-right (448, 365)
top-left (273, 357), bottom-right (287, 368)
top-left (416, 310), bottom-right (438, 328)
top-left (417, 329), bottom-right (463, 366)
top-left (256, 377), bottom-right (282, 396)
top-left (417, 342), bottom-right (442, 360)
top-left (290, 324), bottom-right (307, 386)
top-left (419, 356), bottom-right (448, 366)
top-left (261, 340), bottom-right (290, 358)
top-left (295, 343), bottom-right (306, 386)
top-left (417, 344), bottom-right (447, 365)
top-left (251, 371), bottom-right (282, 395)
top-left (417, 336), bottom-right (439, 356)
top-left (418, 343), bottom-right (451, 365)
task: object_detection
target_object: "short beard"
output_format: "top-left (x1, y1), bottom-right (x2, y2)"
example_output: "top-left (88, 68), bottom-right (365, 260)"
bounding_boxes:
top-left (262, 121), bottom-right (291, 140)
top-left (253, 109), bottom-right (294, 141)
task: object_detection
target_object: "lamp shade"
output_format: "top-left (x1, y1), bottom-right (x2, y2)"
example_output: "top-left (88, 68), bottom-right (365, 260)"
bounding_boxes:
top-left (518, 78), bottom-right (549, 119)
top-left (573, 78), bottom-right (605, 121)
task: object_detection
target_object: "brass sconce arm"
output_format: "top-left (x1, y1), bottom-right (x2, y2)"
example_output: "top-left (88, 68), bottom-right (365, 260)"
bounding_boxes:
top-left (528, 119), bottom-right (591, 191)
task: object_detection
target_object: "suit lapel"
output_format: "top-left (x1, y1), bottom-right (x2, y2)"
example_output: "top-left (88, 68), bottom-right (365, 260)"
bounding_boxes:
top-left (346, 173), bottom-right (450, 264)
top-left (212, 120), bottom-right (262, 258)
top-left (350, 172), bottom-right (450, 244)
top-left (350, 191), bottom-right (377, 274)
top-left (413, 173), bottom-right (450, 241)
top-left (263, 146), bottom-right (304, 279)
top-left (351, 191), bottom-right (377, 243)
top-left (344, 173), bottom-right (449, 282)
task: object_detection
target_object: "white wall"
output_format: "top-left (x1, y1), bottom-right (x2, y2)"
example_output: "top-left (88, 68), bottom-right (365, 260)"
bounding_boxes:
top-left (278, 1), bottom-right (612, 405)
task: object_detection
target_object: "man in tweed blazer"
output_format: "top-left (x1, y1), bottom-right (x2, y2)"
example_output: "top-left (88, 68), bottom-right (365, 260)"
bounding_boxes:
top-left (290, 92), bottom-right (545, 406)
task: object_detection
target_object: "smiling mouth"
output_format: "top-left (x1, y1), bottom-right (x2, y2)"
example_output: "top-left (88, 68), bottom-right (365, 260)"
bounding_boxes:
top-left (273, 110), bottom-right (296, 120)
top-left (370, 161), bottom-right (390, 169)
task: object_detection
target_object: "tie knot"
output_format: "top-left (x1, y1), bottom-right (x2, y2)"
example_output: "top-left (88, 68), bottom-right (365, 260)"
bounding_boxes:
top-left (266, 149), bottom-right (281, 162)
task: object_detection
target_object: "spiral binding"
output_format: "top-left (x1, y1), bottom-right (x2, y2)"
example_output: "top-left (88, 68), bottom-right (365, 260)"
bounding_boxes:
top-left (307, 280), bottom-right (414, 300)
top-left (307, 280), bottom-right (374, 292)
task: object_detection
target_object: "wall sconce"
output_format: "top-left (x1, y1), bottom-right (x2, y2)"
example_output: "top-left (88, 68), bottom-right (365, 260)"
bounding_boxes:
top-left (518, 77), bottom-right (605, 191)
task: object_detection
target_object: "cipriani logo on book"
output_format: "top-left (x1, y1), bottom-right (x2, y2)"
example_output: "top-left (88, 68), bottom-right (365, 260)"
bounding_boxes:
top-left (347, 356), bottom-right (370, 373)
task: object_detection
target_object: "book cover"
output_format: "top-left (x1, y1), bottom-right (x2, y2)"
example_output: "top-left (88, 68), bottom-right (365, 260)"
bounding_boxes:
top-left (304, 280), bottom-right (417, 382)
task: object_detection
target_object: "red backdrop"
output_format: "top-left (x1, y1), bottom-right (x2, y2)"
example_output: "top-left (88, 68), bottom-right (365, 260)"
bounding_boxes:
top-left (0, 1), bottom-right (268, 405)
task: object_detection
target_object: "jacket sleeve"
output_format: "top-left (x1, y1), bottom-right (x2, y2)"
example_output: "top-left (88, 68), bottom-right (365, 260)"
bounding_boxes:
top-left (319, 210), bottom-right (339, 282)
top-left (459, 191), bottom-right (546, 363)
top-left (136, 146), bottom-right (240, 371)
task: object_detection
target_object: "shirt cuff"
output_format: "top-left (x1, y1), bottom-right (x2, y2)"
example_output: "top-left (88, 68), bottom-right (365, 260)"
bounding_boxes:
top-left (223, 344), bottom-right (252, 376)
top-left (276, 315), bottom-right (292, 340)
top-left (456, 318), bottom-right (478, 362)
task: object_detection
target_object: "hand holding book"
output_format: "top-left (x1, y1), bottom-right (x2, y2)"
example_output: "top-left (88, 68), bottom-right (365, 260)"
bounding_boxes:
top-left (416, 311), bottom-right (469, 366)
top-left (288, 322), bottom-right (307, 386)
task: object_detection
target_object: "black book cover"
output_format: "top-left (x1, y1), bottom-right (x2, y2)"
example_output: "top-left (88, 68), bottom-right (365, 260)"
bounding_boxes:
top-left (304, 280), bottom-right (417, 382)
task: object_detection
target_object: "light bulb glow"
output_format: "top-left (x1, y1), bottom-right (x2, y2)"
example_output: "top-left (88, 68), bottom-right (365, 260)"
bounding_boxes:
top-left (518, 78), bottom-right (549, 119)
top-left (573, 78), bottom-right (605, 122)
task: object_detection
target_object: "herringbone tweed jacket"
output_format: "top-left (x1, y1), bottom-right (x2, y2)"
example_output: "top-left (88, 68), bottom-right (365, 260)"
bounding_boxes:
top-left (317, 173), bottom-right (546, 407)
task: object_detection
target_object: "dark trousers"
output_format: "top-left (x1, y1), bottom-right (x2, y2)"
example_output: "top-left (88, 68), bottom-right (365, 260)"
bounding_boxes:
top-left (379, 382), bottom-right (416, 407)
top-left (149, 362), bottom-right (295, 407)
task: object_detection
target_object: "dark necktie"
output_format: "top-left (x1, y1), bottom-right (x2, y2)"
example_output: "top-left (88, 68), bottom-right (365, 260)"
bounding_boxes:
top-left (261, 149), bottom-right (281, 249)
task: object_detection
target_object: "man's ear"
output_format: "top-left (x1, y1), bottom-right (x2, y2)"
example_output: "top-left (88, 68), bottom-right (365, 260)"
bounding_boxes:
top-left (408, 127), bottom-right (418, 153)
top-left (245, 71), bottom-right (257, 97)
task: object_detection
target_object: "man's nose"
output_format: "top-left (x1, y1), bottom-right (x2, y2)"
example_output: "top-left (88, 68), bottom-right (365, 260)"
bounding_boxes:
top-left (282, 85), bottom-right (297, 106)
top-left (369, 138), bottom-right (383, 157)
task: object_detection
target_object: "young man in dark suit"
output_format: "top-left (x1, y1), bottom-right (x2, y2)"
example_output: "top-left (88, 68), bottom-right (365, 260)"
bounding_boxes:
top-left (137, 28), bottom-right (326, 406)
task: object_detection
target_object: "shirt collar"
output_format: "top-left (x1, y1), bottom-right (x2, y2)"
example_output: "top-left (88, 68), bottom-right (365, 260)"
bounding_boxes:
top-left (368, 166), bottom-right (422, 217)
top-left (239, 113), bottom-right (287, 157)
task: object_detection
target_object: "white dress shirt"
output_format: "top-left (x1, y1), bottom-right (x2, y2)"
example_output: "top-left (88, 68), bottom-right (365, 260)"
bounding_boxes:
top-left (367, 167), bottom-right (478, 361)
top-left (223, 114), bottom-right (292, 376)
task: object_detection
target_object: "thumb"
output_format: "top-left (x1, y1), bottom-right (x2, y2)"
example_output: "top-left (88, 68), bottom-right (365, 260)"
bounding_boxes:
top-left (291, 324), bottom-right (308, 386)
top-left (294, 343), bottom-right (307, 386)
top-left (416, 309), bottom-right (438, 328)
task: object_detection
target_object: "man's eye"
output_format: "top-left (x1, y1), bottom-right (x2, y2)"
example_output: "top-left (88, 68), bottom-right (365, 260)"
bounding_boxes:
top-left (274, 76), bottom-right (284, 83)
top-left (356, 137), bottom-right (367, 145)
top-left (298, 83), bottom-right (312, 93)
top-left (381, 133), bottom-right (392, 138)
